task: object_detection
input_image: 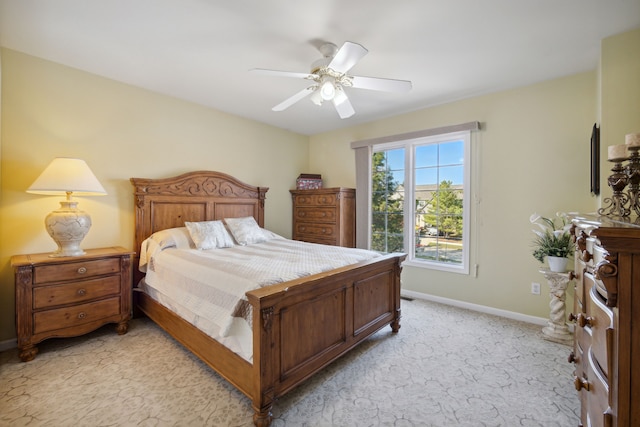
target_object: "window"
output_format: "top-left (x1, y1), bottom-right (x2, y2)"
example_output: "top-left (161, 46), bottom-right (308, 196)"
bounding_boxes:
top-left (367, 130), bottom-right (471, 274)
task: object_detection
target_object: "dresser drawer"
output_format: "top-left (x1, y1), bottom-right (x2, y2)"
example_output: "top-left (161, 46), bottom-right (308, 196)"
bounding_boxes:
top-left (586, 284), bottom-right (614, 379)
top-left (33, 258), bottom-right (121, 284)
top-left (575, 321), bottom-right (591, 362)
top-left (33, 297), bottom-right (121, 334)
top-left (293, 193), bottom-right (338, 206)
top-left (294, 223), bottom-right (338, 240)
top-left (294, 207), bottom-right (337, 223)
top-left (33, 275), bottom-right (121, 309)
top-left (586, 348), bottom-right (612, 427)
top-left (574, 262), bottom-right (586, 307)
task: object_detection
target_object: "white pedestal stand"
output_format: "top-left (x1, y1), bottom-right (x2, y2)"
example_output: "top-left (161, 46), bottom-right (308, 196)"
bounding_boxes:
top-left (539, 269), bottom-right (574, 345)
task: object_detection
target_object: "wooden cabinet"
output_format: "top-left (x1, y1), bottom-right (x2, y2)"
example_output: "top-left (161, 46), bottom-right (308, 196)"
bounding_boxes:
top-left (12, 247), bottom-right (134, 362)
top-left (290, 187), bottom-right (356, 247)
top-left (569, 215), bottom-right (640, 426)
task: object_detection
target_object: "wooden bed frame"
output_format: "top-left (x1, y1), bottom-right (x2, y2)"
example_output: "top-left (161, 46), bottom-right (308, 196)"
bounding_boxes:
top-left (130, 171), bottom-right (406, 426)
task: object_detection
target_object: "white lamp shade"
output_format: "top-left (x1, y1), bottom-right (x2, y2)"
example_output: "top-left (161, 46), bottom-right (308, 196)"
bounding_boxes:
top-left (27, 157), bottom-right (107, 196)
top-left (26, 157), bottom-right (106, 257)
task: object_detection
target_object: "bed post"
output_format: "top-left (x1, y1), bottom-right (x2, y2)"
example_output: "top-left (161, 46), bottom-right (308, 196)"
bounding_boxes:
top-left (390, 255), bottom-right (404, 333)
top-left (251, 302), bottom-right (277, 426)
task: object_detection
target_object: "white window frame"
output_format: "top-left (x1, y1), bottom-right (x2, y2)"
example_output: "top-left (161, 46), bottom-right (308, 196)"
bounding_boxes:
top-left (352, 122), bottom-right (478, 275)
top-left (372, 131), bottom-right (470, 273)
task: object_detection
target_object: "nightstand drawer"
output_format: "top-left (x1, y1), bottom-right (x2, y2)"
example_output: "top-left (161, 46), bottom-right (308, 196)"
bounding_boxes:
top-left (33, 275), bottom-right (121, 309)
top-left (294, 207), bottom-right (337, 223)
top-left (33, 297), bottom-right (120, 334)
top-left (33, 258), bottom-right (121, 284)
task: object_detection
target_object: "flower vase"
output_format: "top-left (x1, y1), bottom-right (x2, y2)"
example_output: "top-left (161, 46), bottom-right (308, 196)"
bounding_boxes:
top-left (547, 256), bottom-right (568, 273)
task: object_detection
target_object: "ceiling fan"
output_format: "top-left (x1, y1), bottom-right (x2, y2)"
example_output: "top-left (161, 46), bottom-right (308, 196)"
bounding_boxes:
top-left (250, 41), bottom-right (412, 119)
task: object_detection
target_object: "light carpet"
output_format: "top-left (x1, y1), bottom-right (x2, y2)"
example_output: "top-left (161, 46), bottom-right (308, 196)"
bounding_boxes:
top-left (0, 298), bottom-right (579, 426)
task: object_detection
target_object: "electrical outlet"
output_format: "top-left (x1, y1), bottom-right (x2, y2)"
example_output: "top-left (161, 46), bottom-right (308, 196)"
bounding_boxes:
top-left (531, 282), bottom-right (541, 295)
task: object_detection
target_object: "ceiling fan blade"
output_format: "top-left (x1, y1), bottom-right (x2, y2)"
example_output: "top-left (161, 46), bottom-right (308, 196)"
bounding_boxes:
top-left (350, 75), bottom-right (412, 93)
top-left (332, 89), bottom-right (355, 119)
top-left (328, 41), bottom-right (368, 74)
top-left (272, 86), bottom-right (315, 111)
top-left (250, 68), bottom-right (317, 80)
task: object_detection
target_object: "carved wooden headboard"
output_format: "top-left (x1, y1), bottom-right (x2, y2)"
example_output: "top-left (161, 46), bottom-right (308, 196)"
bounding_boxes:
top-left (130, 170), bottom-right (269, 254)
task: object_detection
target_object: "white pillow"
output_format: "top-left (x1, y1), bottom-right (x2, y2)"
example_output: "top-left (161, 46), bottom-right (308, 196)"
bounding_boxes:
top-left (185, 220), bottom-right (235, 250)
top-left (224, 216), bottom-right (267, 246)
top-left (139, 227), bottom-right (193, 272)
top-left (148, 227), bottom-right (193, 250)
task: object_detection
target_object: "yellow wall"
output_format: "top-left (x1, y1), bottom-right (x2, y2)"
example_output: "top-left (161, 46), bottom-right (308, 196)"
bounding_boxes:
top-left (601, 28), bottom-right (640, 162)
top-left (0, 49), bottom-right (308, 342)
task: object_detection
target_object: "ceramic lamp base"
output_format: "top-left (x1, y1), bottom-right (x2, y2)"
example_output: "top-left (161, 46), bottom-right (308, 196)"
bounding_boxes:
top-left (45, 200), bottom-right (91, 257)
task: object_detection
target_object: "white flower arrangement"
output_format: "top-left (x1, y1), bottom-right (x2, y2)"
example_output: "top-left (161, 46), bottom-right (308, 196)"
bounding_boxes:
top-left (530, 212), bottom-right (574, 263)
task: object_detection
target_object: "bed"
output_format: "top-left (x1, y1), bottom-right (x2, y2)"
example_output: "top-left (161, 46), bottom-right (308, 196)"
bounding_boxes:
top-left (130, 170), bottom-right (406, 426)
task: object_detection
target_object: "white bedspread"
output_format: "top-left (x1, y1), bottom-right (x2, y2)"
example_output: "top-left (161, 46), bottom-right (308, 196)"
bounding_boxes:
top-left (143, 237), bottom-right (381, 343)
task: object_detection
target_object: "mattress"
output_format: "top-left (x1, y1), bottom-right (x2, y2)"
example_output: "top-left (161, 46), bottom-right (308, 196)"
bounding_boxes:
top-left (139, 233), bottom-right (381, 362)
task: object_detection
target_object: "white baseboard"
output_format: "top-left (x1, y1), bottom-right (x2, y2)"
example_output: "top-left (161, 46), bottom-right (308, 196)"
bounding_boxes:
top-left (0, 338), bottom-right (16, 352)
top-left (401, 289), bottom-right (549, 327)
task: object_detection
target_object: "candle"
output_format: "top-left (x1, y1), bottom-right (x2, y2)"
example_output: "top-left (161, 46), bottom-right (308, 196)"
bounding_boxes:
top-left (608, 144), bottom-right (628, 160)
top-left (625, 133), bottom-right (640, 147)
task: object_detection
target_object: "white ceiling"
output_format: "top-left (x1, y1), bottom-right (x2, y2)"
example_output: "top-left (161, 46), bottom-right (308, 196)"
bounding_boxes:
top-left (1, 0), bottom-right (639, 135)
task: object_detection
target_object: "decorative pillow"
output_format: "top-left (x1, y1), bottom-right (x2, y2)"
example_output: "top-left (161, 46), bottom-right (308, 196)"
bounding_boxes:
top-left (224, 216), bottom-right (267, 246)
top-left (185, 220), bottom-right (235, 250)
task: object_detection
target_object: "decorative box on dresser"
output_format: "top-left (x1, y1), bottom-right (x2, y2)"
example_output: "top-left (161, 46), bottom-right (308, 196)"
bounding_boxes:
top-left (12, 246), bottom-right (134, 362)
top-left (290, 187), bottom-right (355, 247)
top-left (569, 215), bottom-right (640, 427)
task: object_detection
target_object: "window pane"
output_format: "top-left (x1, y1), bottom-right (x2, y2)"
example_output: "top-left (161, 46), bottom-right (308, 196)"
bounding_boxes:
top-left (371, 148), bottom-right (405, 254)
top-left (439, 140), bottom-right (464, 166)
top-left (415, 145), bottom-right (437, 168)
top-left (439, 165), bottom-right (464, 185)
top-left (411, 136), bottom-right (466, 268)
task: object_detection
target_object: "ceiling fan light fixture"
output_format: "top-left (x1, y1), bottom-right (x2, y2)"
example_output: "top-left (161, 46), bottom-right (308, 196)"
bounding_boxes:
top-left (320, 78), bottom-right (336, 101)
top-left (310, 87), bottom-right (323, 106)
top-left (333, 85), bottom-right (348, 105)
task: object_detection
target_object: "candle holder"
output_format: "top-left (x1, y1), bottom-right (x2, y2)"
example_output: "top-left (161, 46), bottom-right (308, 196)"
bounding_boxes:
top-left (598, 157), bottom-right (630, 217)
top-left (626, 146), bottom-right (640, 216)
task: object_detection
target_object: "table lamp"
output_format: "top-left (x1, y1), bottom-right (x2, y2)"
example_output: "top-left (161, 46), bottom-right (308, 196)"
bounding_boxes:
top-left (26, 157), bottom-right (107, 257)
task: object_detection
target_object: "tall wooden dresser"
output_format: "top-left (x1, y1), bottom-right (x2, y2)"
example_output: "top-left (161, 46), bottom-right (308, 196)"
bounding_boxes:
top-left (290, 187), bottom-right (356, 247)
top-left (569, 215), bottom-right (640, 427)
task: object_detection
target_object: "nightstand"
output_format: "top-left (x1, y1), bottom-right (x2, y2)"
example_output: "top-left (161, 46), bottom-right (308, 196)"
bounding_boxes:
top-left (12, 246), bottom-right (134, 362)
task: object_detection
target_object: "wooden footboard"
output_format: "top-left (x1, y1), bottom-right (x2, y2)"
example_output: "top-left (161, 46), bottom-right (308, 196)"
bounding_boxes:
top-left (246, 252), bottom-right (405, 426)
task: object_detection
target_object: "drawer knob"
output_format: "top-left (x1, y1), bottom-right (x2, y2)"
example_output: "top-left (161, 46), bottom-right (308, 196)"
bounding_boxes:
top-left (77, 312), bottom-right (87, 320)
top-left (567, 351), bottom-right (578, 364)
top-left (577, 313), bottom-right (592, 328)
top-left (77, 267), bottom-right (87, 274)
top-left (568, 312), bottom-right (592, 328)
top-left (574, 376), bottom-right (590, 391)
top-left (299, 212), bottom-right (306, 217)
top-left (77, 289), bottom-right (86, 296)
